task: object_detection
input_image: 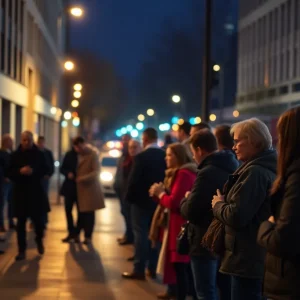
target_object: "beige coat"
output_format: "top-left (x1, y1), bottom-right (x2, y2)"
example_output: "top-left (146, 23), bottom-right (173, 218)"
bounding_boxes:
top-left (76, 147), bottom-right (105, 212)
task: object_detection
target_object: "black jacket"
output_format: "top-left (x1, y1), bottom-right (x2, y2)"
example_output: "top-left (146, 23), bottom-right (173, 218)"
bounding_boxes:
top-left (8, 145), bottom-right (50, 218)
top-left (0, 149), bottom-right (11, 180)
top-left (124, 147), bottom-right (166, 211)
top-left (257, 159), bottom-right (300, 300)
top-left (42, 148), bottom-right (54, 177)
top-left (60, 149), bottom-right (78, 198)
top-left (180, 150), bottom-right (239, 256)
top-left (213, 150), bottom-right (277, 279)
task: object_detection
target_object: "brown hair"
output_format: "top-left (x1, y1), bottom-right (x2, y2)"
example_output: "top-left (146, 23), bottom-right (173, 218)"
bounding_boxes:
top-left (271, 107), bottom-right (300, 194)
top-left (189, 129), bottom-right (217, 153)
top-left (215, 124), bottom-right (234, 150)
top-left (168, 143), bottom-right (192, 167)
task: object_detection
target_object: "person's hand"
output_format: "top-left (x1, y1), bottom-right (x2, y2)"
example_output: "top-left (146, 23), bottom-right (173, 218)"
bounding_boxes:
top-left (268, 216), bottom-right (275, 223)
top-left (149, 182), bottom-right (164, 197)
top-left (149, 183), bottom-right (159, 197)
top-left (185, 191), bottom-right (191, 198)
top-left (68, 172), bottom-right (75, 180)
top-left (20, 166), bottom-right (32, 176)
top-left (212, 189), bottom-right (224, 208)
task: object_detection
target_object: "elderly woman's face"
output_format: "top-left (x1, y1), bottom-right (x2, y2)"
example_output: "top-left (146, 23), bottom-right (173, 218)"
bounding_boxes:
top-left (233, 129), bottom-right (258, 162)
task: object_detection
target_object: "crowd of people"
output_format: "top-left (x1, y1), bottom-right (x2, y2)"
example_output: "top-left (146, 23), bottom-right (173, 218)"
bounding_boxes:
top-left (114, 106), bottom-right (300, 300)
top-left (0, 106), bottom-right (299, 300)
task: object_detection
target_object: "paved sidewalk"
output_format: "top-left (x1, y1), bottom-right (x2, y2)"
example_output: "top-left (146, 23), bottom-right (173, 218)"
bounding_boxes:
top-left (0, 196), bottom-right (164, 299)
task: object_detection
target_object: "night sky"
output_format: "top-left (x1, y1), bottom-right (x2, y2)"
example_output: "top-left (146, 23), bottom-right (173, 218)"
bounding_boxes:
top-left (70, 0), bottom-right (193, 80)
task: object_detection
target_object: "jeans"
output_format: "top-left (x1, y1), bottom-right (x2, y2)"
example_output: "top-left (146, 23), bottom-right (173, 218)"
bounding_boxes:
top-left (190, 256), bottom-right (219, 300)
top-left (0, 182), bottom-right (14, 226)
top-left (231, 276), bottom-right (265, 300)
top-left (217, 271), bottom-right (232, 300)
top-left (131, 205), bottom-right (158, 274)
top-left (76, 211), bottom-right (95, 239)
top-left (64, 196), bottom-right (78, 235)
top-left (17, 216), bottom-right (45, 253)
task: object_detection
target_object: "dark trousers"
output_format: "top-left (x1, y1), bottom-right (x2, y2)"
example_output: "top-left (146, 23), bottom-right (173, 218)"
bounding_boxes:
top-left (131, 205), bottom-right (159, 274)
top-left (0, 182), bottom-right (14, 226)
top-left (174, 262), bottom-right (189, 300)
top-left (17, 216), bottom-right (45, 253)
top-left (42, 179), bottom-right (50, 224)
top-left (76, 211), bottom-right (95, 239)
top-left (121, 200), bottom-right (134, 242)
top-left (190, 256), bottom-right (219, 300)
top-left (64, 196), bottom-right (78, 235)
top-left (231, 276), bottom-right (265, 300)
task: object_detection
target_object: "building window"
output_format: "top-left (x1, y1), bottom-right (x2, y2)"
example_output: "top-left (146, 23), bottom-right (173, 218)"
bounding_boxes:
top-left (281, 3), bottom-right (285, 38)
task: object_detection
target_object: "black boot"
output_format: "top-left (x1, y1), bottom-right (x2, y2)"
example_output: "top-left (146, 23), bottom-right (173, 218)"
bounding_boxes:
top-left (36, 239), bottom-right (45, 255)
top-left (15, 252), bottom-right (26, 261)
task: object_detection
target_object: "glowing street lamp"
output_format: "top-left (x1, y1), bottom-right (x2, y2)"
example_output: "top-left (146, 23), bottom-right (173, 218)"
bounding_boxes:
top-left (73, 91), bottom-right (81, 98)
top-left (147, 109), bottom-right (155, 116)
top-left (71, 99), bottom-right (80, 108)
top-left (72, 117), bottom-right (80, 127)
top-left (172, 95), bottom-right (181, 103)
top-left (194, 117), bottom-right (201, 124)
top-left (213, 64), bottom-right (221, 72)
top-left (209, 114), bottom-right (217, 122)
top-left (233, 110), bottom-right (240, 118)
top-left (73, 83), bottom-right (82, 91)
top-left (64, 111), bottom-right (72, 120)
top-left (50, 107), bottom-right (57, 115)
top-left (64, 61), bottom-right (74, 71)
top-left (138, 114), bottom-right (145, 121)
top-left (70, 7), bottom-right (84, 18)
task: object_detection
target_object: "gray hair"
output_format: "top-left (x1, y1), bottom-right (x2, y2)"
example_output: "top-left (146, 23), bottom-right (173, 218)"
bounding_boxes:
top-left (230, 118), bottom-right (272, 152)
top-left (21, 131), bottom-right (34, 140)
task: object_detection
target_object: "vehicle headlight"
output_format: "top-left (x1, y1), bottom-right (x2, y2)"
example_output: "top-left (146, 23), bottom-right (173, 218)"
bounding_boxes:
top-left (100, 171), bottom-right (113, 182)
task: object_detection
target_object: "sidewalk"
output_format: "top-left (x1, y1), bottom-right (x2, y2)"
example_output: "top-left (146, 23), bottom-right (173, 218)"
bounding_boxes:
top-left (0, 194), bottom-right (164, 299)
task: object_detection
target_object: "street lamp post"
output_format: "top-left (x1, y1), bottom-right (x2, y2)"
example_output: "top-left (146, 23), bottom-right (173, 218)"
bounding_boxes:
top-left (202, 0), bottom-right (212, 123)
top-left (213, 64), bottom-right (224, 123)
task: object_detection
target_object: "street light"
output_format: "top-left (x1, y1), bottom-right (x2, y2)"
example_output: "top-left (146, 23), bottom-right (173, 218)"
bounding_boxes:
top-left (73, 91), bottom-right (81, 98)
top-left (209, 114), bottom-right (217, 122)
top-left (73, 83), bottom-right (82, 91)
top-left (70, 7), bottom-right (84, 18)
top-left (233, 110), bottom-right (240, 118)
top-left (138, 114), bottom-right (145, 121)
top-left (172, 95), bottom-right (181, 103)
top-left (213, 64), bottom-right (221, 72)
top-left (194, 117), bottom-right (201, 124)
top-left (50, 107), bottom-right (57, 115)
top-left (71, 99), bottom-right (80, 108)
top-left (64, 111), bottom-right (72, 120)
top-left (147, 109), bottom-right (155, 116)
top-left (72, 117), bottom-right (80, 127)
top-left (64, 60), bottom-right (74, 71)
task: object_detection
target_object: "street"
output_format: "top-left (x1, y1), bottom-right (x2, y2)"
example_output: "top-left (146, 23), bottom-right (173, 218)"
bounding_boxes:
top-left (0, 195), bottom-right (163, 299)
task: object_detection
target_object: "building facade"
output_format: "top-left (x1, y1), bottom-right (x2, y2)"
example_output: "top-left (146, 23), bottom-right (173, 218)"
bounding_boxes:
top-left (0, 0), bottom-right (66, 157)
top-left (237, 0), bottom-right (300, 120)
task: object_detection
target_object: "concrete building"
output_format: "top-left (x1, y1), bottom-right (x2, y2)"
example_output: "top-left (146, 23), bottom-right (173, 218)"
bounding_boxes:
top-left (0, 0), bottom-right (66, 157)
top-left (237, 0), bottom-right (300, 123)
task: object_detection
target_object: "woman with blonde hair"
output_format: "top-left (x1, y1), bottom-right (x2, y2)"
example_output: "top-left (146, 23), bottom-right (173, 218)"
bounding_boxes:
top-left (149, 143), bottom-right (197, 300)
top-left (258, 107), bottom-right (300, 300)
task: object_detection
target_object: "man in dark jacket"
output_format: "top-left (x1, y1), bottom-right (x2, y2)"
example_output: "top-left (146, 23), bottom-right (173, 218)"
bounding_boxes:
top-left (37, 136), bottom-right (54, 226)
top-left (180, 129), bottom-right (239, 300)
top-left (122, 128), bottom-right (166, 280)
top-left (0, 134), bottom-right (14, 232)
top-left (8, 131), bottom-right (49, 261)
top-left (60, 146), bottom-right (78, 243)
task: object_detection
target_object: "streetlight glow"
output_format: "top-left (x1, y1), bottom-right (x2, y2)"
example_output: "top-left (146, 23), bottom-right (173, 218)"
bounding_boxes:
top-left (213, 64), bottom-right (221, 72)
top-left (131, 129), bottom-right (139, 138)
top-left (233, 110), bottom-right (240, 118)
top-left (172, 124), bottom-right (179, 131)
top-left (64, 61), bottom-right (74, 71)
top-left (72, 117), bottom-right (80, 127)
top-left (178, 118), bottom-right (184, 125)
top-left (50, 107), bottom-right (57, 115)
top-left (71, 99), bottom-right (80, 108)
top-left (194, 117), bottom-right (202, 124)
top-left (138, 114), bottom-right (145, 121)
top-left (64, 111), bottom-right (72, 120)
top-left (172, 95), bottom-right (181, 103)
top-left (136, 122), bottom-right (144, 130)
top-left (209, 114), bottom-right (217, 122)
top-left (70, 7), bottom-right (83, 18)
top-left (61, 120), bottom-right (68, 128)
top-left (147, 109), bottom-right (155, 116)
top-left (73, 83), bottom-right (82, 91)
top-left (73, 91), bottom-right (81, 98)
